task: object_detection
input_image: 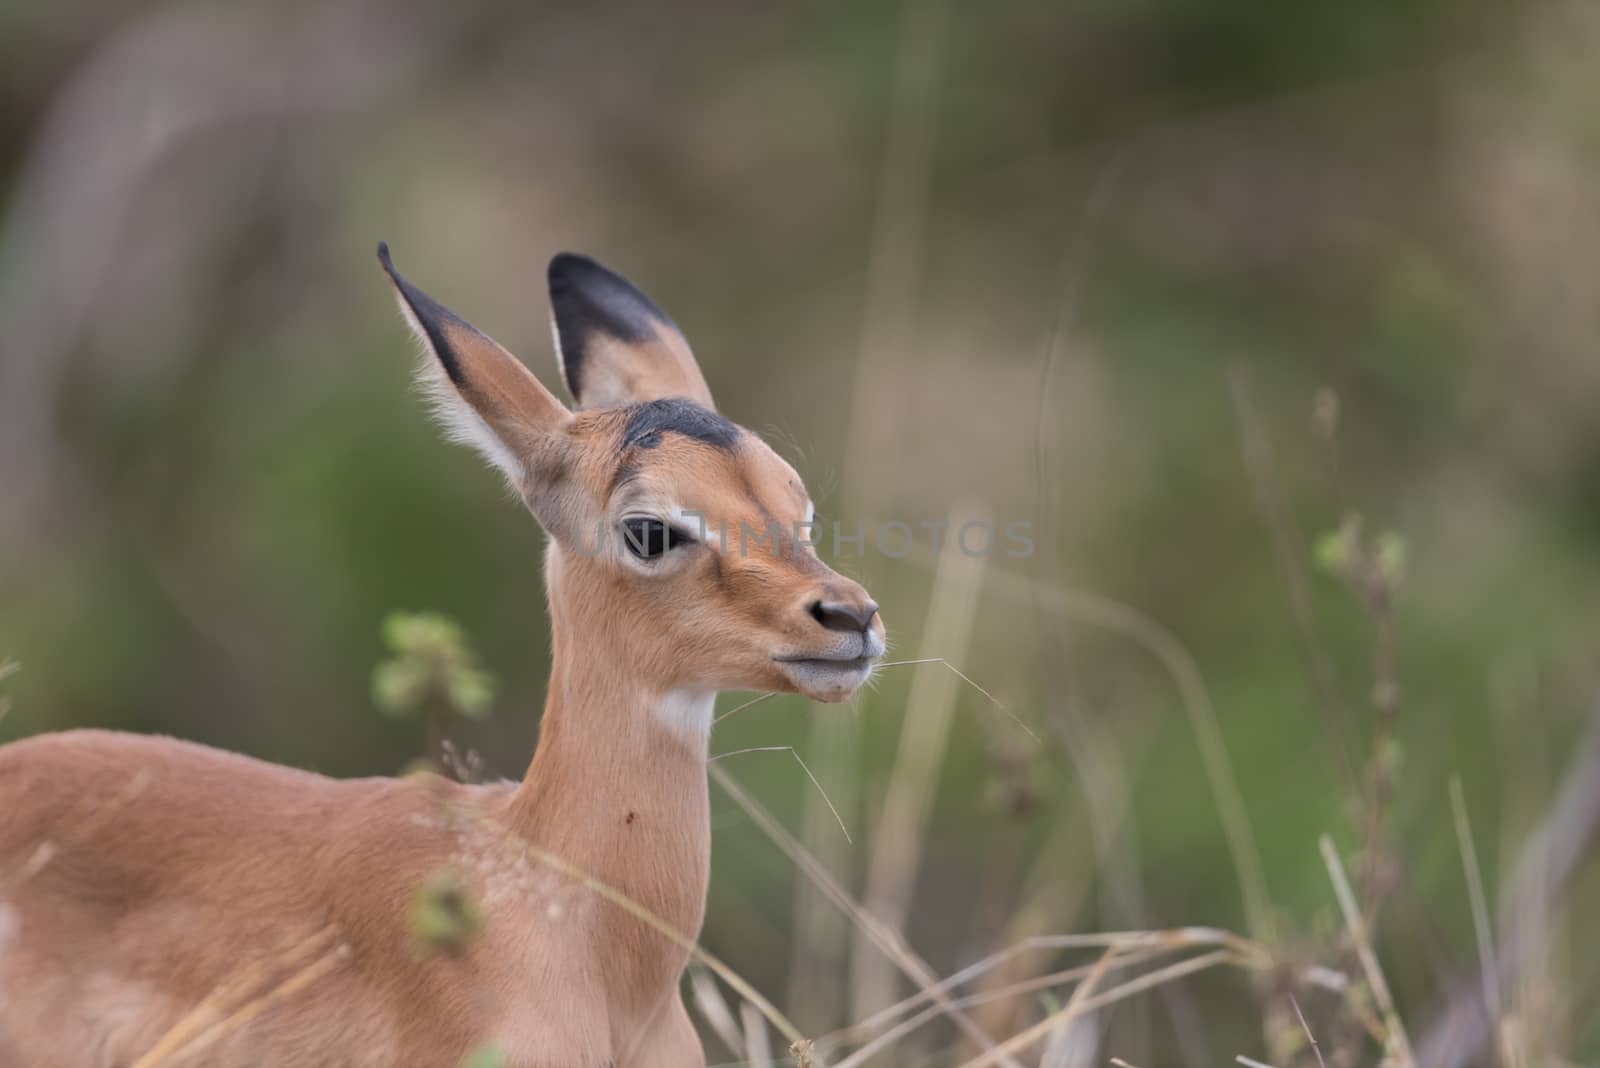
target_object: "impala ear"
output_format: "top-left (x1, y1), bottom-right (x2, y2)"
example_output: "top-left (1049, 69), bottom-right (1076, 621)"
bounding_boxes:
top-left (379, 244), bottom-right (578, 532)
top-left (547, 253), bottom-right (715, 412)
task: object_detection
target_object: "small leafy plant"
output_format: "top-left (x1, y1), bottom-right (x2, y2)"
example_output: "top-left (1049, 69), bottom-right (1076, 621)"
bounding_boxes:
top-left (372, 612), bottom-right (495, 768)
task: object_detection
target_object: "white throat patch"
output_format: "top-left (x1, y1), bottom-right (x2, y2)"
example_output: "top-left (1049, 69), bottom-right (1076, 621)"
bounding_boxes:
top-left (656, 689), bottom-right (715, 745)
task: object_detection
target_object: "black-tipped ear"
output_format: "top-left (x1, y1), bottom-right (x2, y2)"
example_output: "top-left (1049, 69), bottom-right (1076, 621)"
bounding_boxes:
top-left (378, 242), bottom-right (470, 386)
top-left (547, 253), bottom-right (715, 411)
top-left (377, 242), bottom-right (573, 508)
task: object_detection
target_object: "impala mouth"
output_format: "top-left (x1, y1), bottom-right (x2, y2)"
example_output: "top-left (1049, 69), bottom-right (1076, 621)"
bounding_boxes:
top-left (773, 644), bottom-right (882, 700)
top-left (775, 654), bottom-right (877, 670)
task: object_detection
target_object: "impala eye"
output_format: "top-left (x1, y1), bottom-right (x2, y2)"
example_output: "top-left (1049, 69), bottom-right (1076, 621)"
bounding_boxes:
top-left (621, 517), bottom-right (692, 561)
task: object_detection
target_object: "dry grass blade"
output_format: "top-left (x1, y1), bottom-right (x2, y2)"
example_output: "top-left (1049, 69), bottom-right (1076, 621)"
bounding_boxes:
top-left (952, 945), bottom-right (1122, 1068)
top-left (951, 948), bottom-right (1243, 1068)
top-left (0, 657), bottom-right (16, 726)
top-left (1236, 1056), bottom-right (1279, 1068)
top-left (828, 926), bottom-right (1268, 1051)
top-left (832, 946), bottom-right (1169, 1068)
top-left (1319, 835), bottom-right (1415, 1067)
top-left (919, 563), bottom-right (1273, 943)
top-left (856, 513), bottom-right (988, 1020)
top-left (1047, 586), bottom-right (1271, 942)
top-left (132, 924), bottom-right (345, 1068)
top-left (505, 830), bottom-right (817, 1061)
top-left (1065, 950), bottom-right (1239, 1029)
top-left (711, 745), bottom-right (852, 844)
top-left (11, 769), bottom-right (152, 888)
top-left (413, 791), bottom-right (814, 1062)
top-left (711, 763), bottom-right (1023, 1068)
top-left (1449, 776), bottom-right (1501, 1026)
top-left (147, 942), bottom-right (351, 1066)
top-left (833, 921), bottom-right (1285, 1063)
top-left (689, 968), bottom-right (745, 1058)
top-left (742, 1000), bottom-right (775, 1068)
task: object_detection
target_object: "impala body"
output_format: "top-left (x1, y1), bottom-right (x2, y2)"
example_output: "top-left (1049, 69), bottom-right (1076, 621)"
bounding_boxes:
top-left (0, 246), bottom-right (885, 1066)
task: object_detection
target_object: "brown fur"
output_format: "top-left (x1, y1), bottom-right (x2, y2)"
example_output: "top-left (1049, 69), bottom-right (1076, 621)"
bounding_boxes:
top-left (0, 250), bottom-right (884, 1066)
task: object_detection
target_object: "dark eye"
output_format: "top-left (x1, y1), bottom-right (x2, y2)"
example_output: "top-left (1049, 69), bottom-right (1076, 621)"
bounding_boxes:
top-left (621, 518), bottom-right (692, 561)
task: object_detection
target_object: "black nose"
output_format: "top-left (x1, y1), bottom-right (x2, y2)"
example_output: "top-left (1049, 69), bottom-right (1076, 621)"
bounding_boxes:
top-left (809, 599), bottom-right (879, 633)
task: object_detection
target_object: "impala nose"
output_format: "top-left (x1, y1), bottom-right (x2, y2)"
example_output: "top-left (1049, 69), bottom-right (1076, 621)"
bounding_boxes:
top-left (809, 598), bottom-right (879, 634)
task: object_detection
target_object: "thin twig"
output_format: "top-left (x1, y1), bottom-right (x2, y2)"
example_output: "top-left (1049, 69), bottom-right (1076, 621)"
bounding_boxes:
top-left (1292, 994), bottom-right (1328, 1068)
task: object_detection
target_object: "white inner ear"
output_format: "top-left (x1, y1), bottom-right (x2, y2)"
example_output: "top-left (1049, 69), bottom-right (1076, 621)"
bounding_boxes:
top-left (396, 296), bottom-right (525, 488)
top-left (549, 315), bottom-right (658, 412)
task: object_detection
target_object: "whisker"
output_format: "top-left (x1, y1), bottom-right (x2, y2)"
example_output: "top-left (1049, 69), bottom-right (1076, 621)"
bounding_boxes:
top-left (876, 657), bottom-right (1039, 742)
top-left (711, 745), bottom-right (852, 844)
top-left (714, 692), bottom-right (779, 725)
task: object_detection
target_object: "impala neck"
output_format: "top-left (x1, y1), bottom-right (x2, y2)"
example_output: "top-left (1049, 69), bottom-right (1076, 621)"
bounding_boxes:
top-left (507, 546), bottom-right (713, 1012)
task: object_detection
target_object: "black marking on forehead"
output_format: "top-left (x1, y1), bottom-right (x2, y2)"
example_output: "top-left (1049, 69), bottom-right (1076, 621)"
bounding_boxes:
top-left (621, 397), bottom-right (739, 452)
top-left (377, 242), bottom-right (467, 387)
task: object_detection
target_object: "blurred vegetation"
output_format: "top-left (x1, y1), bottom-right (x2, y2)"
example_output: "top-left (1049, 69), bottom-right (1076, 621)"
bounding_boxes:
top-left (1, 0), bottom-right (1598, 1062)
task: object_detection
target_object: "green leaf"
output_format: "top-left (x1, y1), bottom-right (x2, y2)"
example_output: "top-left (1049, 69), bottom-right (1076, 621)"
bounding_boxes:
top-left (458, 1046), bottom-right (507, 1068)
top-left (372, 658), bottom-right (428, 716)
top-left (1314, 528), bottom-right (1351, 576)
top-left (1375, 530), bottom-right (1408, 587)
top-left (410, 867), bottom-right (482, 956)
top-left (449, 669), bottom-right (496, 720)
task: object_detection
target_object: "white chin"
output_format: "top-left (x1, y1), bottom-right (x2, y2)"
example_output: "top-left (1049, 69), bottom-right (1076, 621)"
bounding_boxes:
top-left (778, 658), bottom-right (875, 701)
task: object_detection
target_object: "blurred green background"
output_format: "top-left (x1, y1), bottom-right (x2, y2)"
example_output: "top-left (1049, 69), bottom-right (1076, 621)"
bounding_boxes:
top-left (1, 0), bottom-right (1597, 1063)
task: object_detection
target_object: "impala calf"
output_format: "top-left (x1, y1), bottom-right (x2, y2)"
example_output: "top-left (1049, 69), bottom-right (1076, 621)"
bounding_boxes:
top-left (0, 244), bottom-right (885, 1067)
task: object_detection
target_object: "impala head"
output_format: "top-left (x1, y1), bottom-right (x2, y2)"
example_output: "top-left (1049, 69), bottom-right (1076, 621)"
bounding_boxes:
top-left (378, 244), bottom-right (885, 703)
